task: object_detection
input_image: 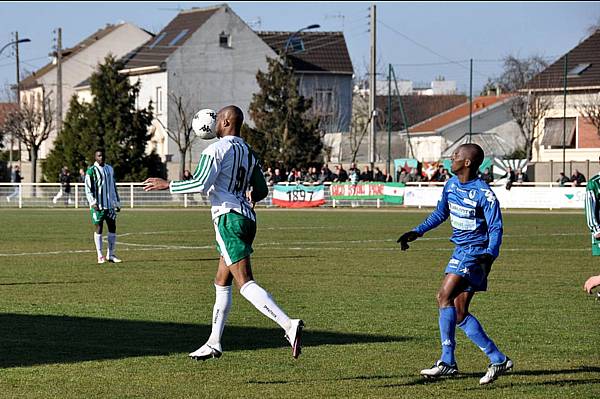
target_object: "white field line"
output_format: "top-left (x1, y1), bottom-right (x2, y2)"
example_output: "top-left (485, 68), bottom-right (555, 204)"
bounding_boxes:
top-left (0, 231), bottom-right (590, 258)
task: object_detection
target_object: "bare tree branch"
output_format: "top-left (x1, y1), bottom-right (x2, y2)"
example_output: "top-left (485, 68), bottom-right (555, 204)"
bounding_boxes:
top-left (3, 90), bottom-right (54, 183)
top-left (157, 92), bottom-right (197, 179)
top-left (509, 92), bottom-right (553, 160)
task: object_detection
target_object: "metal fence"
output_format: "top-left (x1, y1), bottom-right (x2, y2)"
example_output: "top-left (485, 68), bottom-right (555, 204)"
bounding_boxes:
top-left (0, 183), bottom-right (383, 209)
top-left (0, 181), bottom-right (579, 209)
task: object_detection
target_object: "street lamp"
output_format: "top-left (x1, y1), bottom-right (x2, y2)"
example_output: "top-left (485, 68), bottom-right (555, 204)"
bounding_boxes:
top-left (284, 24), bottom-right (320, 54)
top-left (0, 38), bottom-right (31, 57)
top-left (1, 36), bottom-right (31, 170)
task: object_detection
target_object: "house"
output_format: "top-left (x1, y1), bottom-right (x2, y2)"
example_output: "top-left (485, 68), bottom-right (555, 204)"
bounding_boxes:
top-left (257, 31), bottom-right (353, 133)
top-left (91, 4), bottom-right (278, 178)
top-left (403, 94), bottom-right (524, 162)
top-left (75, 4), bottom-right (354, 179)
top-left (525, 29), bottom-right (600, 170)
top-left (18, 23), bottom-right (152, 164)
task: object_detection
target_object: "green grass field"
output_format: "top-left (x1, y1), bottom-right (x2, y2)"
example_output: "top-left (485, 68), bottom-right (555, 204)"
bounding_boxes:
top-left (0, 208), bottom-right (599, 398)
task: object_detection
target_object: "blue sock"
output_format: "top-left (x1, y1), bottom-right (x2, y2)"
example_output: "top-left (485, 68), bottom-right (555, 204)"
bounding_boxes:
top-left (458, 314), bottom-right (505, 364)
top-left (438, 307), bottom-right (457, 365)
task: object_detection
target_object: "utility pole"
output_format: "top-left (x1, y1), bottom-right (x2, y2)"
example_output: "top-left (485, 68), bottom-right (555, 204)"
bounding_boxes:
top-left (56, 27), bottom-right (63, 133)
top-left (10, 32), bottom-right (21, 170)
top-left (468, 58), bottom-right (473, 142)
top-left (387, 63), bottom-right (392, 178)
top-left (369, 3), bottom-right (376, 171)
top-left (562, 53), bottom-right (568, 174)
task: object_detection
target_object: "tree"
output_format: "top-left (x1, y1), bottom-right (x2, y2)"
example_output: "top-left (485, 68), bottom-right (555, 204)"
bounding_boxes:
top-left (509, 92), bottom-right (553, 161)
top-left (243, 56), bottom-right (322, 171)
top-left (42, 95), bottom-right (96, 181)
top-left (486, 55), bottom-right (553, 160)
top-left (157, 92), bottom-right (197, 180)
top-left (347, 91), bottom-right (372, 163)
top-left (575, 92), bottom-right (600, 137)
top-left (2, 90), bottom-right (53, 183)
top-left (495, 55), bottom-right (549, 93)
top-left (43, 54), bottom-right (165, 182)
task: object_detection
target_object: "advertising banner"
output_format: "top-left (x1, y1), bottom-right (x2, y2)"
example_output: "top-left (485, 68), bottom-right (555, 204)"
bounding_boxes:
top-left (330, 183), bottom-right (384, 200)
top-left (272, 184), bottom-right (325, 208)
top-left (402, 185), bottom-right (586, 209)
top-left (383, 183), bottom-right (405, 204)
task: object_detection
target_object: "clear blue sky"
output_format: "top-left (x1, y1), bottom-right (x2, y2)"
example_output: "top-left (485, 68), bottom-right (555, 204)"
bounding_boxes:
top-left (1, 1), bottom-right (599, 99)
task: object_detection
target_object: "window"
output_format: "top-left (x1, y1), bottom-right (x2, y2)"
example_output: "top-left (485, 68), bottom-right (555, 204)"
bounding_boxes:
top-left (219, 31), bottom-right (231, 48)
top-left (156, 87), bottom-right (163, 115)
top-left (287, 37), bottom-right (304, 53)
top-left (148, 32), bottom-right (167, 49)
top-left (314, 89), bottom-right (334, 116)
top-left (541, 117), bottom-right (576, 148)
top-left (567, 63), bottom-right (591, 77)
top-left (169, 29), bottom-right (189, 46)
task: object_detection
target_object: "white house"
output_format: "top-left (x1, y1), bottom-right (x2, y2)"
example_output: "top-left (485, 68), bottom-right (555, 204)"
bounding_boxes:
top-left (19, 23), bottom-right (153, 163)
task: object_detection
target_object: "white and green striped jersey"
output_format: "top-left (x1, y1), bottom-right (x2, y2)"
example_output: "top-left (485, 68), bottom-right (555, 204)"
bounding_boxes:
top-left (585, 173), bottom-right (600, 235)
top-left (84, 162), bottom-right (121, 210)
top-left (169, 135), bottom-right (262, 221)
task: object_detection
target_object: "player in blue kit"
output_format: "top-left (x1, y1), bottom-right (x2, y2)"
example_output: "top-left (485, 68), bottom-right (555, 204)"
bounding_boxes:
top-left (397, 143), bottom-right (512, 385)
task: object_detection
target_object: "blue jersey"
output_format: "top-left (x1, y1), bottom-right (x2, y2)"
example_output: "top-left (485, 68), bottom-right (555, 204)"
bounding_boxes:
top-left (413, 176), bottom-right (503, 258)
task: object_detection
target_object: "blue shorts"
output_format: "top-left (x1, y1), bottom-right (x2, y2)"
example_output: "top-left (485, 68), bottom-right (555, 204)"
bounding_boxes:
top-left (444, 246), bottom-right (492, 292)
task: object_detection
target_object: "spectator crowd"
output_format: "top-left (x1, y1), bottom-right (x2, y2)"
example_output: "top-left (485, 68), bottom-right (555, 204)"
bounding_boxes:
top-left (262, 161), bottom-right (540, 187)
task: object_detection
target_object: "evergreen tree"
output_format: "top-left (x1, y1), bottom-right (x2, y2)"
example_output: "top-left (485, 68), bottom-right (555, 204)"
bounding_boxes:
top-left (244, 56), bottom-right (322, 170)
top-left (43, 96), bottom-right (95, 181)
top-left (43, 54), bottom-right (164, 182)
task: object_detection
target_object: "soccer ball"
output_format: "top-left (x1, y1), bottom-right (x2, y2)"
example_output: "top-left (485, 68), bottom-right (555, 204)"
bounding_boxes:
top-left (192, 108), bottom-right (217, 139)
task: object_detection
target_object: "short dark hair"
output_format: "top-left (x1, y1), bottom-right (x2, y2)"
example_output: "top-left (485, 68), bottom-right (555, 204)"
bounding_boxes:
top-left (460, 143), bottom-right (485, 170)
top-left (95, 148), bottom-right (105, 154)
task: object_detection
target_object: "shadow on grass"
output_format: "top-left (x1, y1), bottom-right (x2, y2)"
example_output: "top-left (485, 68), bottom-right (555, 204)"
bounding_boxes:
top-left (0, 313), bottom-right (411, 369)
top-left (382, 366), bottom-right (600, 388)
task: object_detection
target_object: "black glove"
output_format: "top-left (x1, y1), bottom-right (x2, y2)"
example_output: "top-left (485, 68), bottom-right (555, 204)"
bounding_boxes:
top-left (475, 253), bottom-right (495, 274)
top-left (397, 231), bottom-right (421, 251)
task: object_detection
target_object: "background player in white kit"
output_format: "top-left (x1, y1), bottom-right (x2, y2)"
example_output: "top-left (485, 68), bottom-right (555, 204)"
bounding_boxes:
top-left (143, 105), bottom-right (304, 360)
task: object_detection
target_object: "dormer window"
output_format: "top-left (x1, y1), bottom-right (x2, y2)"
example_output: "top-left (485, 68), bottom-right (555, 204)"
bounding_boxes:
top-left (287, 37), bottom-right (305, 53)
top-left (567, 63), bottom-right (591, 77)
top-left (219, 32), bottom-right (231, 48)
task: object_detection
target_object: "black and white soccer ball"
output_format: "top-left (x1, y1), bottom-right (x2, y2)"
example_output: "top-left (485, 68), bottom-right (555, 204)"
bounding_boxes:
top-left (192, 108), bottom-right (217, 139)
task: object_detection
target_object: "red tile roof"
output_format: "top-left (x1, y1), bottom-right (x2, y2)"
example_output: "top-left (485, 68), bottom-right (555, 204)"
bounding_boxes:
top-left (258, 31), bottom-right (353, 74)
top-left (376, 94), bottom-right (467, 131)
top-left (409, 94), bottom-right (511, 134)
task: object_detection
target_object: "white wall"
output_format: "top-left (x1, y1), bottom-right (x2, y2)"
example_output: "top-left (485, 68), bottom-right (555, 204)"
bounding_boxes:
top-left (410, 135), bottom-right (445, 162)
top-left (129, 72), bottom-right (169, 159)
top-left (20, 23), bottom-right (152, 163)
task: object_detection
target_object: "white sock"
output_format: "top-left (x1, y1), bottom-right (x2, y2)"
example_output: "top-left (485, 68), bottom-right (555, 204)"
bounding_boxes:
top-left (107, 233), bottom-right (116, 258)
top-left (240, 280), bottom-right (292, 331)
top-left (207, 284), bottom-right (232, 345)
top-left (94, 233), bottom-right (103, 257)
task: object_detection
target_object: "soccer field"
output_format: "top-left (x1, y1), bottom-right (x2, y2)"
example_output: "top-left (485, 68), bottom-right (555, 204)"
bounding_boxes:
top-left (0, 208), bottom-right (598, 398)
